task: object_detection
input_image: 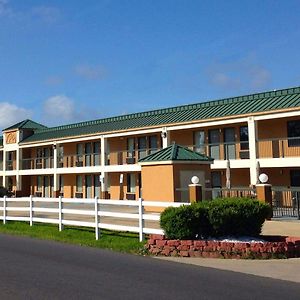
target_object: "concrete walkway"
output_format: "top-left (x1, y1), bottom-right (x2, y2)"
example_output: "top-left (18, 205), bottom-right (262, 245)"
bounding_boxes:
top-left (158, 220), bottom-right (300, 284)
top-left (156, 257), bottom-right (300, 283)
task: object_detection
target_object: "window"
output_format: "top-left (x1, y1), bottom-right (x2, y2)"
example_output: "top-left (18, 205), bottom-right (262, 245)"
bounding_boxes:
top-left (127, 138), bottom-right (135, 158)
top-left (194, 131), bottom-right (205, 154)
top-left (59, 176), bottom-right (64, 194)
top-left (240, 126), bottom-right (249, 150)
top-left (93, 142), bottom-right (101, 166)
top-left (208, 129), bottom-right (220, 159)
top-left (288, 120), bottom-right (300, 146)
top-left (127, 173), bottom-right (136, 193)
top-left (37, 176), bottom-right (42, 192)
top-left (290, 170), bottom-right (300, 187)
top-left (138, 137), bottom-right (147, 159)
top-left (94, 175), bottom-right (101, 198)
top-left (149, 135), bottom-right (158, 154)
top-left (76, 175), bottom-right (83, 193)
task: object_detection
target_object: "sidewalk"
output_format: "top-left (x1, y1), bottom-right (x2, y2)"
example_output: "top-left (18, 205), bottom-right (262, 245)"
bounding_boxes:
top-left (157, 220), bottom-right (300, 283)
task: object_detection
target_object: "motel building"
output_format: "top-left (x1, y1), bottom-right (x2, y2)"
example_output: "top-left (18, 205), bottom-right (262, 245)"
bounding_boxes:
top-left (0, 86), bottom-right (300, 204)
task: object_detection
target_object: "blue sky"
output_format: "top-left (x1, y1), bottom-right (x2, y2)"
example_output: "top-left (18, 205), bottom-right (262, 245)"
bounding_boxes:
top-left (0, 0), bottom-right (300, 128)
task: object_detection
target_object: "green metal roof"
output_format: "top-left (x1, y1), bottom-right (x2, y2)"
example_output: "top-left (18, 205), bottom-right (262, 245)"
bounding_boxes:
top-left (138, 144), bottom-right (213, 163)
top-left (4, 119), bottom-right (47, 131)
top-left (19, 86), bottom-right (300, 144)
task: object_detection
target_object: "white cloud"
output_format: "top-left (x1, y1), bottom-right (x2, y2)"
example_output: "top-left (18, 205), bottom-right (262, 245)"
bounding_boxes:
top-left (0, 102), bottom-right (32, 129)
top-left (43, 95), bottom-right (77, 123)
top-left (206, 55), bottom-right (272, 91)
top-left (75, 64), bottom-right (107, 80)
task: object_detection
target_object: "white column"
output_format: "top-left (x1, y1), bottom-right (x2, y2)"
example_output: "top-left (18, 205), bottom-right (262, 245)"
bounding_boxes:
top-left (161, 127), bottom-right (170, 148)
top-left (248, 117), bottom-right (258, 185)
top-left (100, 136), bottom-right (108, 195)
top-left (2, 151), bottom-right (6, 187)
top-left (53, 144), bottom-right (59, 194)
top-left (16, 148), bottom-right (22, 191)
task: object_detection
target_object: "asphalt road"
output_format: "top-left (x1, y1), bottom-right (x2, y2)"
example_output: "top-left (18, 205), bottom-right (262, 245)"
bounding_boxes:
top-left (0, 234), bottom-right (299, 300)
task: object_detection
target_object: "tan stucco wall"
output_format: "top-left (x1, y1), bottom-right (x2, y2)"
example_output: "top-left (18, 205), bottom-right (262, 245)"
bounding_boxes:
top-left (63, 174), bottom-right (75, 198)
top-left (109, 172), bottom-right (140, 200)
top-left (141, 165), bottom-right (174, 202)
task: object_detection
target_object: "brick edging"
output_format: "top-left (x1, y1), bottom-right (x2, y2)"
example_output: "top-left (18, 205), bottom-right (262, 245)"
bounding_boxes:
top-left (146, 234), bottom-right (300, 259)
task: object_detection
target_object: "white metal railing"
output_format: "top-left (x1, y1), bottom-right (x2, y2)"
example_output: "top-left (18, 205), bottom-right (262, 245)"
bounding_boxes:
top-left (0, 196), bottom-right (190, 242)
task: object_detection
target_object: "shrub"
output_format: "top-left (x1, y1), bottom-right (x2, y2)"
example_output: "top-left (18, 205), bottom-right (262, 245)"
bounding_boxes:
top-left (160, 198), bottom-right (272, 239)
top-left (160, 205), bottom-right (199, 239)
top-left (205, 197), bottom-right (272, 237)
top-left (0, 186), bottom-right (11, 197)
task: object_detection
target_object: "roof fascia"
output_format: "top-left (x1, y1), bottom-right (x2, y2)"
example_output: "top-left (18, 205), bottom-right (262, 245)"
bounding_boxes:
top-left (139, 160), bottom-right (212, 166)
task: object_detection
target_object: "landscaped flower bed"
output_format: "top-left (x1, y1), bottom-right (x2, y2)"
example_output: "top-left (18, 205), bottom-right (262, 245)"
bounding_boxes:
top-left (146, 234), bottom-right (300, 259)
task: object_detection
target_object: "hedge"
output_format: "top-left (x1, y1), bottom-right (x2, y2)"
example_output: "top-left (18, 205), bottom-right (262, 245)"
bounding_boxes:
top-left (160, 197), bottom-right (272, 240)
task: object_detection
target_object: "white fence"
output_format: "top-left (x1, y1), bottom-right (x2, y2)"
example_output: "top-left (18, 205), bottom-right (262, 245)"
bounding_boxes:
top-left (0, 196), bottom-right (190, 241)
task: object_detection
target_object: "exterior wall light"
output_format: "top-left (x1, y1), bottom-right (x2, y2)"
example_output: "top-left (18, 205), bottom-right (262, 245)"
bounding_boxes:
top-left (191, 176), bottom-right (200, 185)
top-left (259, 173), bottom-right (269, 184)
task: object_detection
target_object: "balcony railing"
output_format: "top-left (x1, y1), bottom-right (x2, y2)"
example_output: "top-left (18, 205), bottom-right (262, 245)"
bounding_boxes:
top-left (184, 142), bottom-right (250, 160)
top-left (58, 153), bottom-right (101, 168)
top-left (22, 157), bottom-right (54, 170)
top-left (6, 160), bottom-right (16, 170)
top-left (257, 137), bottom-right (300, 158)
top-left (106, 148), bottom-right (160, 165)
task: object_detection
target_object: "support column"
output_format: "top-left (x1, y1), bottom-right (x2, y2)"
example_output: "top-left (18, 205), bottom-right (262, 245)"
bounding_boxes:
top-left (53, 144), bottom-right (60, 197)
top-left (100, 136), bottom-right (107, 166)
top-left (100, 172), bottom-right (109, 199)
top-left (161, 127), bottom-right (170, 148)
top-left (16, 148), bottom-right (22, 193)
top-left (2, 151), bottom-right (6, 187)
top-left (248, 117), bottom-right (258, 185)
top-left (189, 183), bottom-right (202, 203)
top-left (256, 183), bottom-right (273, 219)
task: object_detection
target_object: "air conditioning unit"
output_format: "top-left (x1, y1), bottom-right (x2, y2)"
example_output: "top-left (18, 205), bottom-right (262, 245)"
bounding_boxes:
top-left (75, 192), bottom-right (83, 198)
top-left (239, 151), bottom-right (250, 159)
top-left (76, 161), bottom-right (83, 167)
top-left (126, 157), bottom-right (136, 164)
top-left (126, 193), bottom-right (136, 200)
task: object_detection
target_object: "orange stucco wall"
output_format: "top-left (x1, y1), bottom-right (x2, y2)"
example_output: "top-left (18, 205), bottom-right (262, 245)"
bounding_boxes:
top-left (141, 165), bottom-right (174, 202)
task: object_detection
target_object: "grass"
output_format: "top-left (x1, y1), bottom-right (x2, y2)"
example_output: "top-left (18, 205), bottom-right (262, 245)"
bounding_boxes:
top-left (0, 221), bottom-right (146, 254)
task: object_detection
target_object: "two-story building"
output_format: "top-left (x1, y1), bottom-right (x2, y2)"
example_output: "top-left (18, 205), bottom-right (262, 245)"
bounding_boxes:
top-left (1, 86), bottom-right (300, 202)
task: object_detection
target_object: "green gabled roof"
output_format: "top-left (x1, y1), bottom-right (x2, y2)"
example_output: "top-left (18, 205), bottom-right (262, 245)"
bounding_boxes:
top-left (138, 144), bottom-right (213, 163)
top-left (20, 86), bottom-right (300, 144)
top-left (4, 119), bottom-right (47, 131)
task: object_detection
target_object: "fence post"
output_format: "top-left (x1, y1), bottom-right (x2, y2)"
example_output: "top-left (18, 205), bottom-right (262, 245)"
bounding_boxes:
top-left (3, 195), bottom-right (6, 224)
top-left (138, 198), bottom-right (144, 242)
top-left (58, 196), bottom-right (64, 231)
top-left (29, 195), bottom-right (33, 226)
top-left (95, 197), bottom-right (99, 240)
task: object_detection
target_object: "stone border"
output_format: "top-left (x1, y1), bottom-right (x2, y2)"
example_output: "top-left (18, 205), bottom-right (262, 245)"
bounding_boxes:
top-left (146, 235), bottom-right (300, 259)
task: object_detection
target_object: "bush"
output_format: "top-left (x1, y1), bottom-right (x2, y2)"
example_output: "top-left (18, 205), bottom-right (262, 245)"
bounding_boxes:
top-left (0, 186), bottom-right (12, 197)
top-left (160, 205), bottom-right (199, 239)
top-left (160, 198), bottom-right (272, 239)
top-left (205, 197), bottom-right (272, 237)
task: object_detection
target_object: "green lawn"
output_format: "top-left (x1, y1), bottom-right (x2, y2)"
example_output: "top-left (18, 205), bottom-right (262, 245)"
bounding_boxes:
top-left (0, 221), bottom-right (146, 254)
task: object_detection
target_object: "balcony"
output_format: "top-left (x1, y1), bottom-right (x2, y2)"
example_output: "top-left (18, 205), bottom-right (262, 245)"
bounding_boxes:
top-left (106, 148), bottom-right (160, 165)
top-left (184, 142), bottom-right (250, 160)
top-left (58, 153), bottom-right (101, 168)
top-left (6, 160), bottom-right (16, 171)
top-left (22, 157), bottom-right (54, 170)
top-left (257, 137), bottom-right (300, 158)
